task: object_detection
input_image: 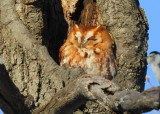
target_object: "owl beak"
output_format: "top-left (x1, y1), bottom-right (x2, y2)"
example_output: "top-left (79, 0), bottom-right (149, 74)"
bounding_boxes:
top-left (80, 44), bottom-right (82, 48)
top-left (80, 41), bottom-right (88, 48)
top-left (80, 44), bottom-right (84, 48)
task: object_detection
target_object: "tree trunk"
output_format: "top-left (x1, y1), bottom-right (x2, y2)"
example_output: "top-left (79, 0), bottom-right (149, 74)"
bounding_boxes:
top-left (0, 0), bottom-right (149, 114)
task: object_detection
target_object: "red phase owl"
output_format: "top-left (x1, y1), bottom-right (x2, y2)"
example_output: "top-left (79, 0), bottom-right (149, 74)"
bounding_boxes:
top-left (59, 25), bottom-right (116, 79)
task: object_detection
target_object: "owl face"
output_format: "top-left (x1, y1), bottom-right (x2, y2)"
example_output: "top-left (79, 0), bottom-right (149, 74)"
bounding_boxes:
top-left (59, 24), bottom-right (116, 79)
top-left (68, 25), bottom-right (107, 50)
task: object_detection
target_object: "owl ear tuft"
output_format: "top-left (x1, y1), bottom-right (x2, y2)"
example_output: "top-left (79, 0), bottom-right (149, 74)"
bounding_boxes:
top-left (93, 25), bottom-right (101, 31)
top-left (74, 24), bottom-right (79, 29)
top-left (96, 25), bottom-right (101, 29)
top-left (95, 25), bottom-right (106, 31)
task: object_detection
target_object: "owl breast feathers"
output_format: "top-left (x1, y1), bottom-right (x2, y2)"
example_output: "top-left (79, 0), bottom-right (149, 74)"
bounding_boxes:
top-left (59, 25), bottom-right (116, 79)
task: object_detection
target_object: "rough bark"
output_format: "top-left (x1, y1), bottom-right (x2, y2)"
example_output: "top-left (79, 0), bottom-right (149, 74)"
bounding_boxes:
top-left (96, 0), bottom-right (148, 91)
top-left (1, 65), bottom-right (160, 114)
top-left (61, 0), bottom-right (148, 113)
top-left (33, 78), bottom-right (160, 114)
top-left (0, 64), bottom-right (30, 114)
top-left (0, 0), bottom-right (150, 114)
top-left (1, 0), bottom-right (84, 110)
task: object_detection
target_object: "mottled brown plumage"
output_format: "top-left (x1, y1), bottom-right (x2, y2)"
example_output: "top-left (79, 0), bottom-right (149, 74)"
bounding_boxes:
top-left (59, 25), bottom-right (116, 79)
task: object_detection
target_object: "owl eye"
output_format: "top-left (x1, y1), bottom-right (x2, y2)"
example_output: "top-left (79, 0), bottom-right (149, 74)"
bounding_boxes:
top-left (91, 39), bottom-right (97, 41)
top-left (88, 36), bottom-right (97, 41)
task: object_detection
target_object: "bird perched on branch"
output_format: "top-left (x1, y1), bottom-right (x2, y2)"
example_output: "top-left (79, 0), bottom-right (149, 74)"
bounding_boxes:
top-left (147, 51), bottom-right (160, 84)
top-left (59, 24), bottom-right (117, 79)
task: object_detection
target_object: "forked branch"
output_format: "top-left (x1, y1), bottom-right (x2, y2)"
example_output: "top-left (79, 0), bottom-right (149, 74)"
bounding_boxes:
top-left (33, 75), bottom-right (160, 114)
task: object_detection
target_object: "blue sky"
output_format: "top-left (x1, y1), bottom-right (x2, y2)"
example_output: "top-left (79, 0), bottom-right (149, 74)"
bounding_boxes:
top-left (139, 0), bottom-right (160, 114)
top-left (0, 0), bottom-right (159, 114)
top-left (140, 0), bottom-right (160, 88)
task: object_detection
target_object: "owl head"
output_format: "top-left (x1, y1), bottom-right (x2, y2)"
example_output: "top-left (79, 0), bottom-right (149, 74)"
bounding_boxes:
top-left (66, 24), bottom-right (113, 50)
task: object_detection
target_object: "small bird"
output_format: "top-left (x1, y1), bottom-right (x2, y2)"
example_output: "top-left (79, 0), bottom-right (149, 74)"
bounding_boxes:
top-left (147, 51), bottom-right (160, 84)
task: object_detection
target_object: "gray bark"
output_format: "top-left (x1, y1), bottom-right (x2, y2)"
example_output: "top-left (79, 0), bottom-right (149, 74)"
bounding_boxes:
top-left (0, 0), bottom-right (150, 114)
top-left (96, 0), bottom-right (148, 91)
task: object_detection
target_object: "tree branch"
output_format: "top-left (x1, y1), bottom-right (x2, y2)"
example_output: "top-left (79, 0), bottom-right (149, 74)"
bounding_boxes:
top-left (1, 0), bottom-right (59, 72)
top-left (32, 74), bottom-right (160, 114)
top-left (1, 0), bottom-right (153, 113)
top-left (33, 74), bottom-right (120, 114)
top-left (109, 87), bottom-right (160, 113)
top-left (1, 0), bottom-right (85, 83)
top-left (0, 63), bottom-right (159, 114)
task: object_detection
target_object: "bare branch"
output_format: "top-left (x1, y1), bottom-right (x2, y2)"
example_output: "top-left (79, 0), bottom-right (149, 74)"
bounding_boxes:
top-left (0, 64), bottom-right (159, 114)
top-left (32, 75), bottom-right (160, 114)
top-left (33, 75), bottom-right (120, 114)
top-left (108, 87), bottom-right (160, 113)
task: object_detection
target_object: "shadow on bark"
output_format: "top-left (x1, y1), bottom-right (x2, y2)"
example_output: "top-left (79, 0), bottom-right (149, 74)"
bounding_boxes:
top-left (0, 64), bottom-right (31, 114)
top-left (41, 0), bottom-right (68, 64)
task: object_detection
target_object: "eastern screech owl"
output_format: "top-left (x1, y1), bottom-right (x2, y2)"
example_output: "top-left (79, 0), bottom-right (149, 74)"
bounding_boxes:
top-left (59, 25), bottom-right (116, 79)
